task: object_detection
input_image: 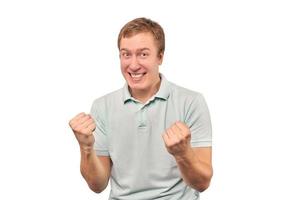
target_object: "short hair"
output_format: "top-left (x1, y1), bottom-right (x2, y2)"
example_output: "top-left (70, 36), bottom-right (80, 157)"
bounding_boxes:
top-left (117, 17), bottom-right (165, 55)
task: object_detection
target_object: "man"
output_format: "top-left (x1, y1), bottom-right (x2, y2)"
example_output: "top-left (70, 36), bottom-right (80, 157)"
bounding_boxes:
top-left (69, 17), bottom-right (212, 200)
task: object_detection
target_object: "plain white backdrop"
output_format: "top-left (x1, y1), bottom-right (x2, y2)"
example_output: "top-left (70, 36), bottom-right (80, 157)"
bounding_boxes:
top-left (0, 0), bottom-right (290, 199)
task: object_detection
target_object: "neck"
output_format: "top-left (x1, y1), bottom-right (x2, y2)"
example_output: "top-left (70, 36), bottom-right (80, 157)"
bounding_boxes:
top-left (130, 77), bottom-right (161, 104)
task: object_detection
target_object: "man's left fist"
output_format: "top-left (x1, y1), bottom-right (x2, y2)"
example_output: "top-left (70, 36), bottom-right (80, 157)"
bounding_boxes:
top-left (162, 121), bottom-right (192, 157)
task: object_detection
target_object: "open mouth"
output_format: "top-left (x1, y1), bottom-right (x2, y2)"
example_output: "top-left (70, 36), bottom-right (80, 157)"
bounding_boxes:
top-left (128, 72), bottom-right (146, 80)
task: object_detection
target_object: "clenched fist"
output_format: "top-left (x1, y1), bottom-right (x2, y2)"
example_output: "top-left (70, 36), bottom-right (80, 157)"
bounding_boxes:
top-left (162, 121), bottom-right (192, 157)
top-left (69, 112), bottom-right (96, 152)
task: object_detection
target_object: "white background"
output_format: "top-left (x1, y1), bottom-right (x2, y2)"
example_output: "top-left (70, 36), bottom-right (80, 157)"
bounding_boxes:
top-left (0, 0), bottom-right (290, 199)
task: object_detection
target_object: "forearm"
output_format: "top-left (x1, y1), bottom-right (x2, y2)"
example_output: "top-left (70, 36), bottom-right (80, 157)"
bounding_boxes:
top-left (80, 149), bottom-right (109, 193)
top-left (174, 149), bottom-right (213, 192)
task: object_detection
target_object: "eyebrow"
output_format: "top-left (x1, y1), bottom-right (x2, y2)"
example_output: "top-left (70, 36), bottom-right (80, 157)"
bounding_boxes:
top-left (120, 48), bottom-right (150, 52)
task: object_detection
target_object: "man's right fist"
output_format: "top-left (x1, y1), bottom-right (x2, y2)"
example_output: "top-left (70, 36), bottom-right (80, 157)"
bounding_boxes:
top-left (69, 112), bottom-right (96, 152)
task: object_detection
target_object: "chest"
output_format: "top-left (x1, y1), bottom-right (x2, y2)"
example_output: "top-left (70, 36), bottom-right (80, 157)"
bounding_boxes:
top-left (106, 100), bottom-right (185, 170)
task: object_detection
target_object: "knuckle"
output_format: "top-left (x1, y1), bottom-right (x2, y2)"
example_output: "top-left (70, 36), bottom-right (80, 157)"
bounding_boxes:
top-left (69, 119), bottom-right (75, 126)
top-left (70, 123), bottom-right (75, 129)
top-left (70, 123), bottom-right (77, 130)
top-left (81, 116), bottom-right (88, 120)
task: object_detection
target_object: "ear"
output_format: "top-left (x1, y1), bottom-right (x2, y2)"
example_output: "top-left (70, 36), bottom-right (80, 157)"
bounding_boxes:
top-left (158, 52), bottom-right (164, 65)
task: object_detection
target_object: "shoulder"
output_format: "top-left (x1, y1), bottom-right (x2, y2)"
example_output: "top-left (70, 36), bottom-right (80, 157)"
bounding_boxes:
top-left (168, 81), bottom-right (203, 103)
top-left (91, 87), bottom-right (123, 112)
top-left (166, 81), bottom-right (210, 117)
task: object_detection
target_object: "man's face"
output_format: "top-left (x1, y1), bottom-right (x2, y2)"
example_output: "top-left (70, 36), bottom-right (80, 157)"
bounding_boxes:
top-left (119, 32), bottom-right (163, 93)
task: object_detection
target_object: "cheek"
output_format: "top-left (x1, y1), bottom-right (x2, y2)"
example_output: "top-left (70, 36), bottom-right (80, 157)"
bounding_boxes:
top-left (120, 60), bottom-right (129, 71)
top-left (145, 61), bottom-right (159, 72)
top-left (139, 59), bottom-right (154, 68)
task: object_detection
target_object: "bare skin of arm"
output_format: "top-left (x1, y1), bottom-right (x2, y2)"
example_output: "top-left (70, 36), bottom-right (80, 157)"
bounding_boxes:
top-left (162, 121), bottom-right (213, 192)
top-left (174, 147), bottom-right (212, 192)
top-left (69, 112), bottom-right (112, 193)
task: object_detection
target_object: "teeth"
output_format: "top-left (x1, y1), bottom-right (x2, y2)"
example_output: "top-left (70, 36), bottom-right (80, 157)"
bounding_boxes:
top-left (131, 73), bottom-right (143, 78)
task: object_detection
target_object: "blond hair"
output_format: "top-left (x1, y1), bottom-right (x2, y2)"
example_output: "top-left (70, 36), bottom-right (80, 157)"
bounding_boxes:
top-left (117, 17), bottom-right (165, 55)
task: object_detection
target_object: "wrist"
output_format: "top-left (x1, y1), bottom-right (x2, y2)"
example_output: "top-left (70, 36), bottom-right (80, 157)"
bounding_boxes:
top-left (79, 145), bottom-right (94, 154)
top-left (174, 147), bottom-right (193, 162)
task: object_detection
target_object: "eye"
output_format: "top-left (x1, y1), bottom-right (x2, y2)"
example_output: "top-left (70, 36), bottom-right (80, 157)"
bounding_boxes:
top-left (139, 52), bottom-right (149, 58)
top-left (121, 52), bottom-right (131, 58)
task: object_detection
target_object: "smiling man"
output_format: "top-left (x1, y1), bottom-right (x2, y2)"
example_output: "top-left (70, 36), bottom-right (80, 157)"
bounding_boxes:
top-left (69, 17), bottom-right (213, 200)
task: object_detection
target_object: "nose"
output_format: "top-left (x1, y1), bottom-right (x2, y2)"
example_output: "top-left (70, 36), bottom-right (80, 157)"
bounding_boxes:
top-left (129, 56), bottom-right (141, 71)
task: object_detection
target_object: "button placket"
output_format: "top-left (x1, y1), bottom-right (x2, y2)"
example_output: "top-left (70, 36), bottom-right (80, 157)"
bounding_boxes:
top-left (137, 105), bottom-right (145, 128)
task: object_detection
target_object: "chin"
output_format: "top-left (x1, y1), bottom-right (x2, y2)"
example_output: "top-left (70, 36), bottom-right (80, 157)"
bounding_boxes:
top-left (127, 82), bottom-right (147, 91)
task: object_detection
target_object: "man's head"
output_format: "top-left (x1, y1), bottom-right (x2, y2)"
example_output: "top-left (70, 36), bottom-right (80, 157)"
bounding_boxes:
top-left (118, 17), bottom-right (165, 56)
top-left (118, 17), bottom-right (165, 96)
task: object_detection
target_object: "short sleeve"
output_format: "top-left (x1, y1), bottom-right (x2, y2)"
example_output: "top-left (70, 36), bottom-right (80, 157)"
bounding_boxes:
top-left (185, 93), bottom-right (212, 147)
top-left (90, 100), bottom-right (110, 156)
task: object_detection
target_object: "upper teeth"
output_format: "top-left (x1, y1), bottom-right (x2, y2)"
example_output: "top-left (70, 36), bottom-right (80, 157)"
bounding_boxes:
top-left (131, 73), bottom-right (143, 78)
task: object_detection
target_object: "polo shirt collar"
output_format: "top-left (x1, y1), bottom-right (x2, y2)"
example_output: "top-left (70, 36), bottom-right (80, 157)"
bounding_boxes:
top-left (122, 73), bottom-right (170, 103)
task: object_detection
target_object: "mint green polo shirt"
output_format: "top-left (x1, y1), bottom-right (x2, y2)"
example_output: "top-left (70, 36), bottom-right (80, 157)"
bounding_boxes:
top-left (90, 74), bottom-right (212, 200)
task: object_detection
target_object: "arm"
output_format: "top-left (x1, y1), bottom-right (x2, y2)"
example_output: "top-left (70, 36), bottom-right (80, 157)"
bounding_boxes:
top-left (162, 121), bottom-right (213, 192)
top-left (174, 147), bottom-right (212, 192)
top-left (80, 150), bottom-right (112, 193)
top-left (69, 112), bottom-right (112, 193)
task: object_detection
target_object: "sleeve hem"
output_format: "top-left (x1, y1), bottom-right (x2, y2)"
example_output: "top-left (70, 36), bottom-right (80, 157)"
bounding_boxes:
top-left (191, 141), bottom-right (212, 147)
top-left (95, 150), bottom-right (110, 156)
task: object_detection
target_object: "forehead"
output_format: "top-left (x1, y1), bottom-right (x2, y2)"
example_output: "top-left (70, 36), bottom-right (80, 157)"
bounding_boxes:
top-left (120, 32), bottom-right (157, 51)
